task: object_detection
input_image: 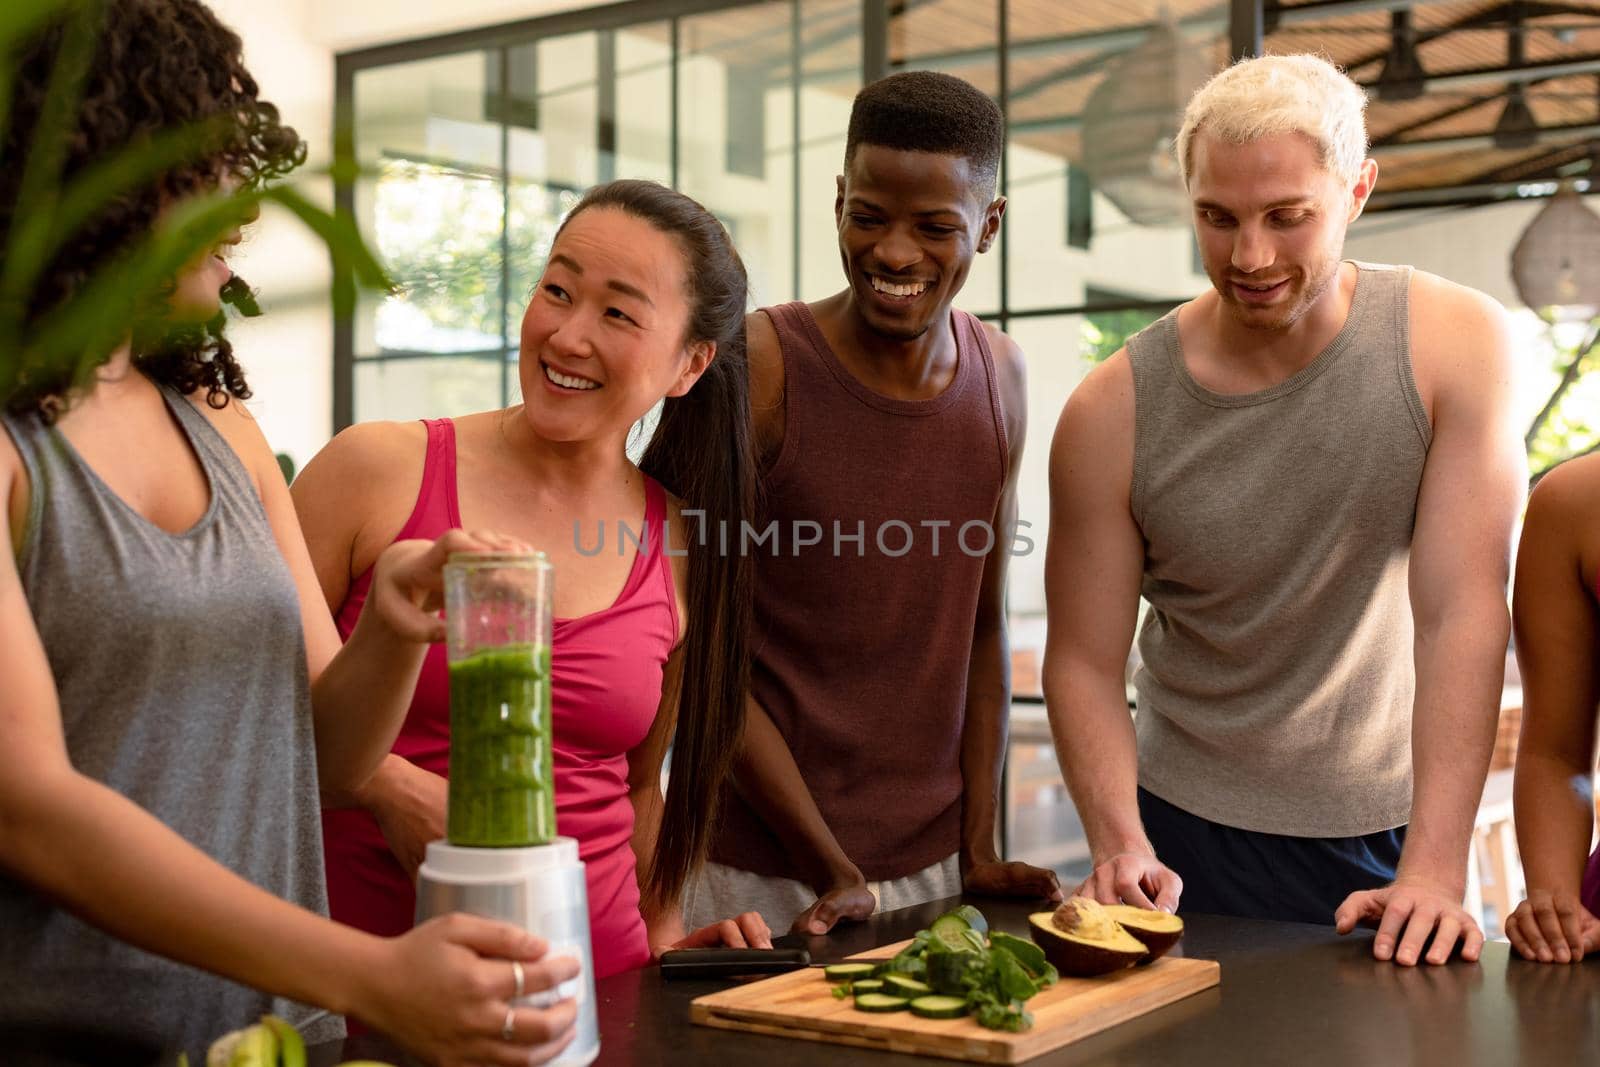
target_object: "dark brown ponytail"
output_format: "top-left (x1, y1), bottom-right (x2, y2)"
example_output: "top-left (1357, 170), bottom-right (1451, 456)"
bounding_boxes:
top-left (557, 180), bottom-right (753, 911)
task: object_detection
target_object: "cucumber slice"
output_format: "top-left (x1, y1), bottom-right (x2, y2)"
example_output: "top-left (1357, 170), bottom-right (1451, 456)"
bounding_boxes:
top-left (882, 975), bottom-right (933, 998)
top-left (925, 947), bottom-right (979, 995)
top-left (850, 979), bottom-right (885, 995)
top-left (823, 963), bottom-right (878, 982)
top-left (929, 911), bottom-right (975, 952)
top-left (909, 995), bottom-right (970, 1020)
top-left (949, 905), bottom-right (989, 935)
top-left (853, 993), bottom-right (911, 1013)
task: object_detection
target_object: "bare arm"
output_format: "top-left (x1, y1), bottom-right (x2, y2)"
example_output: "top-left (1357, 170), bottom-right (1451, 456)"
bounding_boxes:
top-left (1505, 457), bottom-right (1600, 962)
top-left (0, 533), bottom-right (374, 1014)
top-left (1513, 461), bottom-right (1600, 896)
top-left (959, 328), bottom-right (1059, 900)
top-left (731, 695), bottom-right (876, 933)
top-left (1335, 277), bottom-right (1523, 965)
top-left (746, 309), bottom-right (785, 465)
top-left (1401, 284), bottom-right (1523, 892)
top-left (727, 310), bottom-right (874, 933)
top-left (263, 414), bottom-right (518, 802)
top-left (1042, 352), bottom-right (1178, 908)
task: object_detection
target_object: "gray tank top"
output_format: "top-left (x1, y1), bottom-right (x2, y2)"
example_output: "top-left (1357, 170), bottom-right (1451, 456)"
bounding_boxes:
top-left (0, 384), bottom-right (342, 1054)
top-left (1128, 262), bottom-right (1430, 838)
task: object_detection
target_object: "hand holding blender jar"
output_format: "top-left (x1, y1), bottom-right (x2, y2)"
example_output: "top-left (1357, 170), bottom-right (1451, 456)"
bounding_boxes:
top-left (416, 551), bottom-right (600, 1065)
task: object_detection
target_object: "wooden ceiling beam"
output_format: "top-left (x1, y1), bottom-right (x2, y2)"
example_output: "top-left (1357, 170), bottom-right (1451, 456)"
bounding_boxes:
top-left (1344, 4), bottom-right (1520, 75)
top-left (1370, 88), bottom-right (1513, 144)
top-left (1267, 0), bottom-right (1455, 26)
top-left (1365, 172), bottom-right (1591, 210)
top-left (1459, 138), bottom-right (1594, 183)
top-left (1372, 118), bottom-right (1600, 154)
top-left (1358, 50), bottom-right (1600, 92)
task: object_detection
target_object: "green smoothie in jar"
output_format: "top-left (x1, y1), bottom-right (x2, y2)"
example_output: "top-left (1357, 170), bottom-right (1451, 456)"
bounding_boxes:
top-left (442, 550), bottom-right (556, 849)
top-left (446, 643), bottom-right (555, 847)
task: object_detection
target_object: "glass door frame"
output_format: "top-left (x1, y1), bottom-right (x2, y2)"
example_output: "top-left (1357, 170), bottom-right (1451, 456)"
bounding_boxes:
top-left (333, 0), bottom-right (1258, 431)
top-left (334, 0), bottom-right (777, 429)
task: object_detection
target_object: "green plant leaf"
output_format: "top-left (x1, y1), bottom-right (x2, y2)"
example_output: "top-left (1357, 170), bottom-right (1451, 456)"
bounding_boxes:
top-left (0, 0), bottom-right (70, 41)
top-left (0, 0), bottom-right (102, 318)
top-left (0, 0), bottom-right (76, 142)
top-left (263, 184), bottom-right (394, 318)
top-left (0, 0), bottom-right (390, 411)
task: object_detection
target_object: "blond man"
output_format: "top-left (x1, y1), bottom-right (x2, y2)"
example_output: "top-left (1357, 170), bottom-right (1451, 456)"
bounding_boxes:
top-left (1043, 54), bottom-right (1524, 965)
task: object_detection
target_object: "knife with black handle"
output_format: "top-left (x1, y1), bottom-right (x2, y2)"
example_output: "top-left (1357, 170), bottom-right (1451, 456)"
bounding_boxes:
top-left (658, 946), bottom-right (812, 980)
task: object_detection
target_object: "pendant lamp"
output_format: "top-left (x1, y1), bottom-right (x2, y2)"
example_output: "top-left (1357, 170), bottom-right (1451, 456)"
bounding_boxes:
top-left (1511, 183), bottom-right (1600, 319)
top-left (1078, 17), bottom-right (1212, 227)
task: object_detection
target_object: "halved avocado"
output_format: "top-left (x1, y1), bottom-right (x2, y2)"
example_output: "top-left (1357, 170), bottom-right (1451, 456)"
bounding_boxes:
top-left (1101, 904), bottom-right (1185, 963)
top-left (1027, 898), bottom-right (1147, 977)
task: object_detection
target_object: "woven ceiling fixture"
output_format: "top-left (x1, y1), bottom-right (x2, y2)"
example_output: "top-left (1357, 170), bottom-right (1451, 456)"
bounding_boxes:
top-left (1510, 183), bottom-right (1600, 318)
top-left (1078, 16), bottom-right (1212, 228)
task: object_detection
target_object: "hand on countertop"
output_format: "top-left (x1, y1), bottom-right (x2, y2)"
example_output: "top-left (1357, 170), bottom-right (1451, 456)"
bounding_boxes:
top-left (1334, 879), bottom-right (1485, 966)
top-left (962, 859), bottom-right (1064, 902)
top-left (665, 912), bottom-right (773, 953)
top-left (790, 880), bottom-right (877, 936)
top-left (1074, 851), bottom-right (1182, 912)
top-left (1504, 889), bottom-right (1600, 963)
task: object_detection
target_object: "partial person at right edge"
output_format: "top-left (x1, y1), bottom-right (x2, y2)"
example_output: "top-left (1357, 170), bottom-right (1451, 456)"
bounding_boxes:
top-left (1043, 54), bottom-right (1524, 966)
top-left (684, 71), bottom-right (1062, 939)
top-left (1502, 456), bottom-right (1600, 963)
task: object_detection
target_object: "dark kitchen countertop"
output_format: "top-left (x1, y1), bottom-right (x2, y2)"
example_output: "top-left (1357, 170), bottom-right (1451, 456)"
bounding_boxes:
top-left (315, 894), bottom-right (1600, 1066)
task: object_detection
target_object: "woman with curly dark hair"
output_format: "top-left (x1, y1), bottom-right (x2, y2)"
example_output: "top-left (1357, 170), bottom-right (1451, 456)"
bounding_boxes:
top-left (0, 3), bottom-right (579, 1063)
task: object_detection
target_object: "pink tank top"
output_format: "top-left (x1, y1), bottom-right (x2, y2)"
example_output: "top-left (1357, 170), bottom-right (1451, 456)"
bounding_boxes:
top-left (322, 419), bottom-right (678, 980)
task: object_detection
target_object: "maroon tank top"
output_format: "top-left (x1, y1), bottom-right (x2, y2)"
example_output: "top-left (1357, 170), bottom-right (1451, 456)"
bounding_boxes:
top-left (710, 302), bottom-right (1009, 882)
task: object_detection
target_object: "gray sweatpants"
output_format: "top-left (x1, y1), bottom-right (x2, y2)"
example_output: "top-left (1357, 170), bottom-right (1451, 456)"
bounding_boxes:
top-left (682, 854), bottom-right (961, 935)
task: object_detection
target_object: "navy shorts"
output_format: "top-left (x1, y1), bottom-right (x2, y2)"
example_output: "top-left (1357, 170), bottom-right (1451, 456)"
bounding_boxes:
top-left (1138, 787), bottom-right (1406, 924)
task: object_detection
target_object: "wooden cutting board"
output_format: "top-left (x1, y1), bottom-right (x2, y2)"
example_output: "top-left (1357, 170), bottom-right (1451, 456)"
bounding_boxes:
top-left (691, 939), bottom-right (1220, 1064)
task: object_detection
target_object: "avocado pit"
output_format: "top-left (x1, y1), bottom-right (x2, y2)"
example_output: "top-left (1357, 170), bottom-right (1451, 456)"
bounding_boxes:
top-left (1028, 898), bottom-right (1148, 977)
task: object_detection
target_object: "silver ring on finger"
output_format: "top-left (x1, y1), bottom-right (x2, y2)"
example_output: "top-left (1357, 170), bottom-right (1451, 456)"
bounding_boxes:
top-left (502, 1004), bottom-right (516, 1042)
top-left (511, 958), bottom-right (526, 999)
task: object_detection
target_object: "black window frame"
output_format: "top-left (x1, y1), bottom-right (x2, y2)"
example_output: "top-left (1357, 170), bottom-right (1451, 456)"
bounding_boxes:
top-left (332, 0), bottom-right (1254, 430)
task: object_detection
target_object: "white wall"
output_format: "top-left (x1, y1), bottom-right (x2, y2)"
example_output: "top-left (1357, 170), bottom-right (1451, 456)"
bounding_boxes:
top-left (210, 0), bottom-right (333, 471)
top-left (312, 0), bottom-right (590, 52)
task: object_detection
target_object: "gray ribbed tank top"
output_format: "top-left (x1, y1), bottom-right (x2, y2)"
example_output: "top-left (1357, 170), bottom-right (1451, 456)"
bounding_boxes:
top-left (0, 384), bottom-right (342, 1055)
top-left (1128, 262), bottom-right (1430, 838)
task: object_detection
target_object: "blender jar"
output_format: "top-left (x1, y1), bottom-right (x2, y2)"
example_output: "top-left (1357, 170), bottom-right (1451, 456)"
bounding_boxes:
top-left (443, 551), bottom-right (555, 847)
